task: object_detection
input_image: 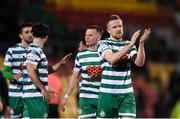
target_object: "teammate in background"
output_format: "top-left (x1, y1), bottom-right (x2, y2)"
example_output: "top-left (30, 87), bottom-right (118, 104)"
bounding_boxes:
top-left (78, 39), bottom-right (87, 52)
top-left (2, 23), bottom-right (32, 118)
top-left (97, 14), bottom-right (150, 118)
top-left (24, 23), bottom-right (71, 118)
top-left (60, 25), bottom-right (103, 118)
top-left (77, 39), bottom-right (88, 88)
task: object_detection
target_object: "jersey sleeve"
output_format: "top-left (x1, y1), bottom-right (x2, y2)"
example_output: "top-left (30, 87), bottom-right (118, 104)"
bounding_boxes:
top-left (130, 45), bottom-right (137, 57)
top-left (73, 54), bottom-right (81, 73)
top-left (2, 65), bottom-right (14, 80)
top-left (97, 40), bottom-right (111, 58)
top-left (26, 48), bottom-right (41, 65)
top-left (3, 48), bottom-right (13, 67)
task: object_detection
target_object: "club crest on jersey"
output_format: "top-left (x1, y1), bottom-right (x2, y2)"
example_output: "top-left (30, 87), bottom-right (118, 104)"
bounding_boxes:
top-left (99, 109), bottom-right (105, 117)
top-left (78, 108), bottom-right (82, 115)
top-left (86, 66), bottom-right (102, 79)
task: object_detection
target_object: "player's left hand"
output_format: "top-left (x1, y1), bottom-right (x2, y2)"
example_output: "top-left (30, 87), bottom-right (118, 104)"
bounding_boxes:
top-left (140, 28), bottom-right (151, 45)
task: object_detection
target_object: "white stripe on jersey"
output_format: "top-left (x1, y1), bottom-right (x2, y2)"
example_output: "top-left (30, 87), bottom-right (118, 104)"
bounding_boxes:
top-left (102, 70), bottom-right (131, 77)
top-left (23, 69), bottom-right (48, 74)
top-left (79, 113), bottom-right (96, 118)
top-left (22, 92), bottom-right (42, 98)
top-left (23, 84), bottom-right (37, 90)
top-left (81, 87), bottom-right (99, 93)
top-left (82, 80), bottom-right (101, 86)
top-left (79, 57), bottom-right (101, 63)
top-left (119, 113), bottom-right (136, 117)
top-left (99, 87), bottom-right (133, 94)
top-left (77, 51), bottom-right (97, 56)
top-left (9, 84), bottom-right (22, 89)
top-left (101, 79), bottom-right (132, 85)
top-left (9, 92), bottom-right (23, 97)
top-left (26, 60), bottom-right (38, 65)
top-left (79, 93), bottom-right (98, 98)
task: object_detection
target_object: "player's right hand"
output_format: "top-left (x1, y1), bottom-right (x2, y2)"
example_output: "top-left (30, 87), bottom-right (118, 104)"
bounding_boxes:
top-left (61, 53), bottom-right (72, 65)
top-left (129, 30), bottom-right (141, 46)
top-left (41, 89), bottom-right (52, 101)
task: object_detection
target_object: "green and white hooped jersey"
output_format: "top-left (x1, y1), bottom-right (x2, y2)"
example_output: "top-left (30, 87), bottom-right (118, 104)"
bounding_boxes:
top-left (97, 38), bottom-right (137, 94)
top-left (74, 49), bottom-right (102, 99)
top-left (4, 43), bottom-right (27, 97)
top-left (22, 44), bottom-right (48, 98)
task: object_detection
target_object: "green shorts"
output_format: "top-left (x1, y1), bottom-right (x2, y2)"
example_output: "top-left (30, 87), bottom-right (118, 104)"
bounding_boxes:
top-left (97, 93), bottom-right (136, 118)
top-left (9, 97), bottom-right (29, 118)
top-left (78, 98), bottom-right (98, 118)
top-left (24, 97), bottom-right (48, 118)
top-left (9, 97), bottom-right (23, 118)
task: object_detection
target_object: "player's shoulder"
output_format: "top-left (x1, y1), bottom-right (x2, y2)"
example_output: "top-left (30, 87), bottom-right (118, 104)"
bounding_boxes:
top-left (77, 49), bottom-right (98, 57)
top-left (10, 43), bottom-right (20, 48)
top-left (98, 38), bottom-right (108, 43)
top-left (122, 38), bottom-right (130, 43)
top-left (77, 49), bottom-right (88, 55)
top-left (7, 43), bottom-right (21, 51)
top-left (29, 44), bottom-right (41, 51)
top-left (27, 44), bottom-right (42, 54)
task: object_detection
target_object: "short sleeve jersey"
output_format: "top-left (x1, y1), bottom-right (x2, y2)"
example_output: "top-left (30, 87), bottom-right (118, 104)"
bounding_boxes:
top-left (22, 44), bottom-right (48, 98)
top-left (97, 38), bottom-right (137, 95)
top-left (74, 49), bottom-right (102, 99)
top-left (4, 43), bottom-right (27, 97)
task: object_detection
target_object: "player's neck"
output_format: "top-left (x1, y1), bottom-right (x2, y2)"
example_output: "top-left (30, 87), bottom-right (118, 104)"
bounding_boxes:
top-left (33, 38), bottom-right (45, 48)
top-left (88, 45), bottom-right (97, 51)
top-left (110, 36), bottom-right (122, 41)
top-left (21, 40), bottom-right (29, 48)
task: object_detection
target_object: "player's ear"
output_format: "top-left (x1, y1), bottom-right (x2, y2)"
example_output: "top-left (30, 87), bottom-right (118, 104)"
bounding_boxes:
top-left (19, 34), bottom-right (23, 39)
top-left (107, 26), bottom-right (110, 34)
top-left (97, 34), bottom-right (101, 41)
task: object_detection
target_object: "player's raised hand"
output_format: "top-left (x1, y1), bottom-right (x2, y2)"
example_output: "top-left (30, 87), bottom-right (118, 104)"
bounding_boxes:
top-left (61, 53), bottom-right (72, 65)
top-left (140, 28), bottom-right (151, 45)
top-left (129, 30), bottom-right (141, 47)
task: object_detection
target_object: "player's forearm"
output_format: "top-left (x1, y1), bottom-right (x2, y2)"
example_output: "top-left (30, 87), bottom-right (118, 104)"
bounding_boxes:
top-left (135, 44), bottom-right (145, 67)
top-left (52, 61), bottom-right (63, 72)
top-left (66, 73), bottom-right (79, 96)
top-left (48, 60), bottom-right (63, 74)
top-left (66, 78), bottom-right (79, 96)
top-left (109, 44), bottom-right (132, 64)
